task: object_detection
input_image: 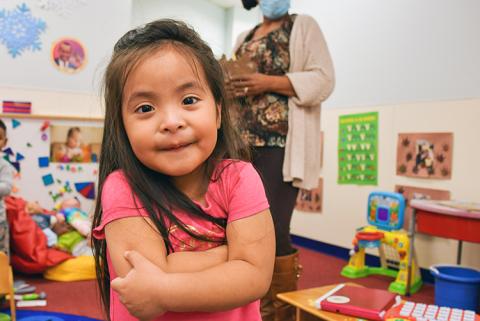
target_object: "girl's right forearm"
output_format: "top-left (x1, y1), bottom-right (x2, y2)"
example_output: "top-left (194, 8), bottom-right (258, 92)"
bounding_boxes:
top-left (158, 258), bottom-right (271, 313)
top-left (165, 245), bottom-right (228, 273)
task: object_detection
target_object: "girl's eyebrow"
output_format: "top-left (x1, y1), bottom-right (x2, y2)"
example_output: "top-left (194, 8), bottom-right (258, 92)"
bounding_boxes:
top-left (176, 80), bottom-right (205, 93)
top-left (126, 80), bottom-right (205, 106)
top-left (126, 90), bottom-right (157, 106)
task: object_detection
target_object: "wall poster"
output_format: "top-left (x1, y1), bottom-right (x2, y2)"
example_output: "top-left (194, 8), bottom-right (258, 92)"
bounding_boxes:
top-left (338, 112), bottom-right (378, 185)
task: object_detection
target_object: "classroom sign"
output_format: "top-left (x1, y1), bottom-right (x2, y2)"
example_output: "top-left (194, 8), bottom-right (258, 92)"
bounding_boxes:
top-left (338, 112), bottom-right (378, 185)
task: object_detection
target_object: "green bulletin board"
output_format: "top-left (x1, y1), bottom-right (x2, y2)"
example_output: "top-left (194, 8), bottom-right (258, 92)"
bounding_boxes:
top-left (338, 112), bottom-right (378, 185)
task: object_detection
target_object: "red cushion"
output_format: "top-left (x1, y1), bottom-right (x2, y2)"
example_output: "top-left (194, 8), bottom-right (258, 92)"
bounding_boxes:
top-left (5, 196), bottom-right (72, 274)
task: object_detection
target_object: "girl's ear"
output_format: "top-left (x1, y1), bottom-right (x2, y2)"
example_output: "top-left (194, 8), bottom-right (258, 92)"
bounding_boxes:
top-left (216, 104), bottom-right (222, 129)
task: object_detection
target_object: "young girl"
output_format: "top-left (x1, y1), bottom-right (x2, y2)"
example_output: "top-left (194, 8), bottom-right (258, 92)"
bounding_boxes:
top-left (64, 127), bottom-right (84, 161)
top-left (56, 127), bottom-right (84, 162)
top-left (92, 19), bottom-right (275, 321)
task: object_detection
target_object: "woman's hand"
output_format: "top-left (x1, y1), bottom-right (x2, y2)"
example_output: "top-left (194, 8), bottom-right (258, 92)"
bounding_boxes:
top-left (224, 77), bottom-right (237, 99)
top-left (231, 73), bottom-right (296, 97)
top-left (231, 73), bottom-right (272, 97)
top-left (111, 250), bottom-right (168, 321)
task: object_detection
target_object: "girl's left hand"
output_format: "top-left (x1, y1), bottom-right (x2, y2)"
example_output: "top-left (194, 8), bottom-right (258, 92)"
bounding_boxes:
top-left (111, 250), bottom-right (168, 321)
top-left (231, 73), bottom-right (271, 97)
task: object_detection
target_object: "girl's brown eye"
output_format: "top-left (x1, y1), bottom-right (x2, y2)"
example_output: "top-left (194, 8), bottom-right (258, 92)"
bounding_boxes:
top-left (136, 104), bottom-right (154, 113)
top-left (183, 96), bottom-right (198, 105)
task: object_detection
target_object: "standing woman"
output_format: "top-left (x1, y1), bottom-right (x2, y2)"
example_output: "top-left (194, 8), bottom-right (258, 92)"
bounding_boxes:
top-left (231, 0), bottom-right (335, 320)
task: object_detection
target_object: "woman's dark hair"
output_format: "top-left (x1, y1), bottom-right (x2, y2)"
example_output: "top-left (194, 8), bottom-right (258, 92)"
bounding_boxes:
top-left (92, 19), bottom-right (250, 319)
top-left (241, 0), bottom-right (258, 10)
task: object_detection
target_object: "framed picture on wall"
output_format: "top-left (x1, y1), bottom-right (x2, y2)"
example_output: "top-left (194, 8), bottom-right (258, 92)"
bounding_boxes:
top-left (51, 38), bottom-right (87, 74)
top-left (50, 125), bottom-right (102, 163)
top-left (295, 178), bottom-right (323, 213)
top-left (396, 132), bottom-right (453, 179)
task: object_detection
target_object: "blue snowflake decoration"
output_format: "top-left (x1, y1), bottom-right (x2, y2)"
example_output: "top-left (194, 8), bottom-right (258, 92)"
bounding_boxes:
top-left (0, 3), bottom-right (47, 58)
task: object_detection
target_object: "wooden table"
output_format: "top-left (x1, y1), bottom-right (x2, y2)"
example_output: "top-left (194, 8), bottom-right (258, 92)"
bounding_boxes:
top-left (277, 283), bottom-right (363, 321)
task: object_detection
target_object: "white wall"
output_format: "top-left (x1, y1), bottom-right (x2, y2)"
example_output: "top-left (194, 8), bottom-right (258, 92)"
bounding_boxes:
top-left (290, 0), bottom-right (480, 109)
top-left (3, 0), bottom-right (479, 113)
top-left (291, 99), bottom-right (480, 269)
top-left (1, 0), bottom-right (231, 119)
top-left (0, 86), bottom-right (102, 118)
top-left (131, 0), bottom-right (228, 57)
top-left (225, 4), bottom-right (261, 55)
top-left (0, 0), bottom-right (132, 95)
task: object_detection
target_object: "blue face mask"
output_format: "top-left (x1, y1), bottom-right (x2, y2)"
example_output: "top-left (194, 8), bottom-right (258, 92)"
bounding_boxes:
top-left (259, 0), bottom-right (290, 20)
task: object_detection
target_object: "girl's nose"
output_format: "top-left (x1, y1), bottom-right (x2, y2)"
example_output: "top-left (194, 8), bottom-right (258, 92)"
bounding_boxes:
top-left (159, 109), bottom-right (186, 133)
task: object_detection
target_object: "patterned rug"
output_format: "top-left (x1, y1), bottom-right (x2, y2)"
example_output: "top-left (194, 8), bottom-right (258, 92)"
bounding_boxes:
top-left (0, 310), bottom-right (101, 321)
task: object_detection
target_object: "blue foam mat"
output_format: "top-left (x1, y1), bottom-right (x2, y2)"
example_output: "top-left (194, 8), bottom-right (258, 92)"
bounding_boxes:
top-left (0, 310), bottom-right (101, 321)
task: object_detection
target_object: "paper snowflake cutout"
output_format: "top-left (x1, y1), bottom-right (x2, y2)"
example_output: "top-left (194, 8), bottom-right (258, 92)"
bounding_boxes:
top-left (36, 0), bottom-right (87, 17)
top-left (0, 3), bottom-right (46, 58)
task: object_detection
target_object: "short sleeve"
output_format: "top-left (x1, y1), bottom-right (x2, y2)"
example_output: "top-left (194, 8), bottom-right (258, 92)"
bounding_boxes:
top-left (226, 162), bottom-right (269, 223)
top-left (92, 171), bottom-right (149, 239)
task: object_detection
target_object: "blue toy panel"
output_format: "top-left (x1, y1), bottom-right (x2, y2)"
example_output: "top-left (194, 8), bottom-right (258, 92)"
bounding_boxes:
top-left (367, 191), bottom-right (405, 231)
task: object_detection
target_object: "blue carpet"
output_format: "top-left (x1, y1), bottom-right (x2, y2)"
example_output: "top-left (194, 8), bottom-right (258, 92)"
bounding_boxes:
top-left (0, 310), bottom-right (101, 321)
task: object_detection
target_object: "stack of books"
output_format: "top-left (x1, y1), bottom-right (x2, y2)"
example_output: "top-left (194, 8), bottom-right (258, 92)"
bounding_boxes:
top-left (12, 280), bottom-right (47, 307)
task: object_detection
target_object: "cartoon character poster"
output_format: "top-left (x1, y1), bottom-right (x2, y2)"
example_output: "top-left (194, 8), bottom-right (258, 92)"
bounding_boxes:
top-left (396, 133), bottom-right (453, 179)
top-left (338, 112), bottom-right (378, 185)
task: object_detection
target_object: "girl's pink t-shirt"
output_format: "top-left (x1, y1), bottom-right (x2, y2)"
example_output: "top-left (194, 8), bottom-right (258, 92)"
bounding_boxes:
top-left (93, 160), bottom-right (269, 321)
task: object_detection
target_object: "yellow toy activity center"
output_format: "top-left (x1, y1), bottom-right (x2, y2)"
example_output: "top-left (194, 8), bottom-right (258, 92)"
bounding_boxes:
top-left (341, 191), bottom-right (422, 295)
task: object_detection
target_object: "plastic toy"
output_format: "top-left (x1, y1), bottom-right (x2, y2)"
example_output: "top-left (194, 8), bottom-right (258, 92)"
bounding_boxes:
top-left (341, 191), bottom-right (422, 295)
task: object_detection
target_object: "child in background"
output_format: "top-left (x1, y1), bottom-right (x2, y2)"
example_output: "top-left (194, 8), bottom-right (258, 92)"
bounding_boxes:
top-left (25, 201), bottom-right (62, 247)
top-left (59, 197), bottom-right (91, 237)
top-left (24, 199), bottom-right (92, 256)
top-left (65, 127), bottom-right (84, 162)
top-left (92, 19), bottom-right (275, 321)
top-left (0, 119), bottom-right (15, 258)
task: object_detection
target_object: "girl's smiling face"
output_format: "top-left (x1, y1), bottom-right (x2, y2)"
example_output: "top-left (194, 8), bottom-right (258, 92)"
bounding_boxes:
top-left (122, 46), bottom-right (221, 188)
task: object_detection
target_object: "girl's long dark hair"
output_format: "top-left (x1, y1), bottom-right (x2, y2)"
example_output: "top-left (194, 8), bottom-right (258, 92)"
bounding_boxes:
top-left (92, 19), bottom-right (250, 319)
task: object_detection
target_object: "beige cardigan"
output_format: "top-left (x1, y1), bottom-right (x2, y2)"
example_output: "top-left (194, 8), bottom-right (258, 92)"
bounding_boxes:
top-left (233, 14), bottom-right (335, 189)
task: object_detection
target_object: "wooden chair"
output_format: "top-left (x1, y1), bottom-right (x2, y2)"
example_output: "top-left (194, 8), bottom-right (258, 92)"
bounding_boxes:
top-left (0, 252), bottom-right (15, 321)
